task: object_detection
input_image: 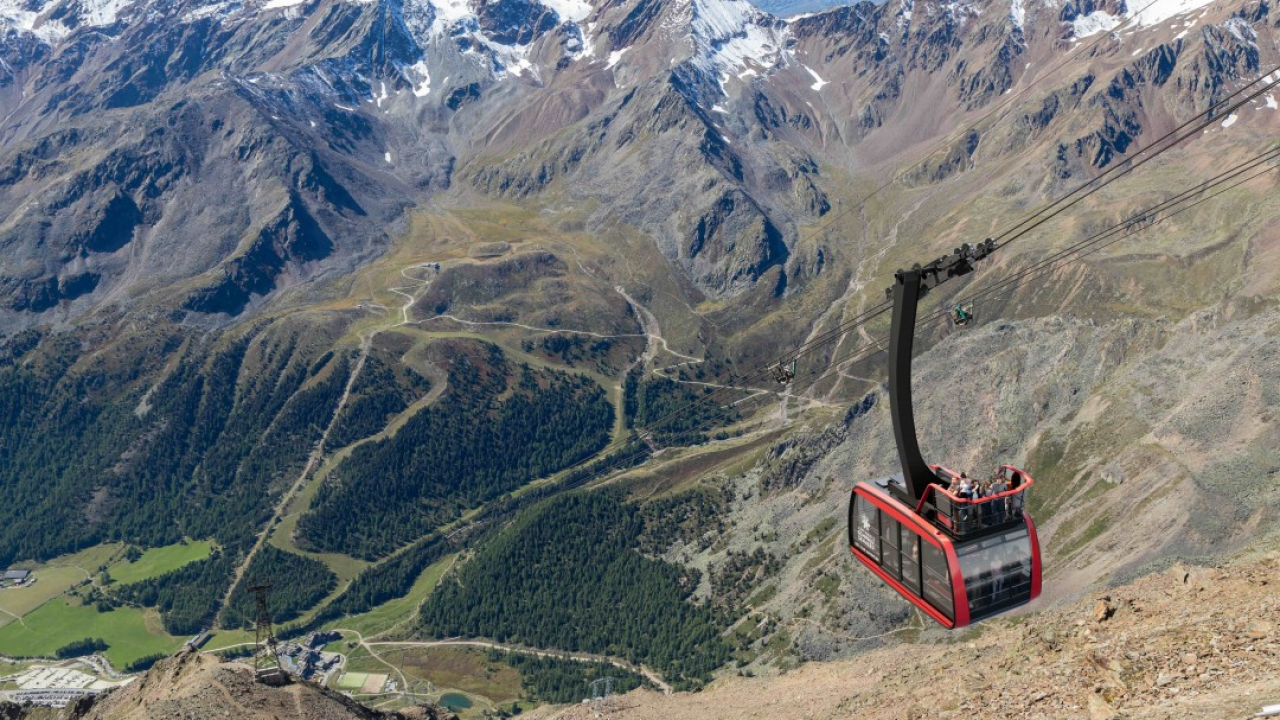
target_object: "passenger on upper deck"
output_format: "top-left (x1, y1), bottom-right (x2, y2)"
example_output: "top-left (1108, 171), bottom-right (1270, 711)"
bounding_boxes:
top-left (994, 472), bottom-right (1008, 516)
top-left (991, 473), bottom-right (1008, 497)
top-left (956, 473), bottom-right (974, 526)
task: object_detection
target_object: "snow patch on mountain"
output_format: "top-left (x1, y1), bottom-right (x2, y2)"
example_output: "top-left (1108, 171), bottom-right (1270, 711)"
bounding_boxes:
top-left (79, 0), bottom-right (135, 25)
top-left (1128, 0), bottom-right (1214, 27)
top-left (1223, 16), bottom-right (1256, 43)
top-left (0, 0), bottom-right (63, 42)
top-left (430, 0), bottom-right (473, 34)
top-left (803, 64), bottom-right (826, 90)
top-left (1069, 0), bottom-right (1215, 38)
top-left (940, 0), bottom-right (980, 20)
top-left (541, 0), bottom-right (590, 22)
top-left (1009, 0), bottom-right (1024, 30)
top-left (1071, 10), bottom-right (1120, 38)
top-left (407, 60), bottom-right (432, 96)
top-left (183, 1), bottom-right (241, 21)
top-left (0, 0), bottom-right (119, 42)
top-left (689, 0), bottom-right (791, 83)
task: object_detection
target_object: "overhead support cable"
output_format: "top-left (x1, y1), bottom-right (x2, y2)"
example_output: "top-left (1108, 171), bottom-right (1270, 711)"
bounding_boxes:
top-left (454, 72), bottom-right (1280, 533)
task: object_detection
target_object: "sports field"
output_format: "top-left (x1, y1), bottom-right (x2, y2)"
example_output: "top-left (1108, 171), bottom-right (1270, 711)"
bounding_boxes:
top-left (336, 672), bottom-right (387, 694)
top-left (337, 672), bottom-right (369, 689)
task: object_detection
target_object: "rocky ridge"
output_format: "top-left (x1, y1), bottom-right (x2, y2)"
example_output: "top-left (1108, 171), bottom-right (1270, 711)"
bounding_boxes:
top-left (0, 650), bottom-right (458, 720)
top-left (2, 0), bottom-right (1275, 319)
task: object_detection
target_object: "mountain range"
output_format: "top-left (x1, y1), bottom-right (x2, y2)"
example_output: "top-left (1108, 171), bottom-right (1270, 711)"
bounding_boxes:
top-left (0, 0), bottom-right (1278, 709)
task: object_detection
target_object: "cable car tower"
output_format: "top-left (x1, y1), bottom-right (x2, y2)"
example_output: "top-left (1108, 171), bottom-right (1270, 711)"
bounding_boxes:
top-left (249, 583), bottom-right (289, 686)
top-left (848, 240), bottom-right (1042, 628)
top-left (589, 676), bottom-right (617, 717)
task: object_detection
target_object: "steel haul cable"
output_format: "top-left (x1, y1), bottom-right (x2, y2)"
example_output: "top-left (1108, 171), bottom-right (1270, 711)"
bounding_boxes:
top-left (989, 67), bottom-right (1280, 251)
top-left (626, 66), bottom-right (1280, 445)
top-left (502, 146), bottom-right (1280, 508)
top-left (780, 0), bottom-right (1184, 260)
top-left (760, 150), bottom-right (1280, 410)
top-left (457, 75), bottom-right (1280, 538)
top-left (665, 0), bottom-right (1204, 391)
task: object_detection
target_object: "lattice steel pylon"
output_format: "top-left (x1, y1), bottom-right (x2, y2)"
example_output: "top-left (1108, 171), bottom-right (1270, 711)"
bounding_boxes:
top-left (589, 676), bottom-right (616, 716)
top-left (248, 583), bottom-right (284, 682)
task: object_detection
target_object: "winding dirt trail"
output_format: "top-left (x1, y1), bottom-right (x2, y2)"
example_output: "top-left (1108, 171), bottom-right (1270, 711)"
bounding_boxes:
top-left (416, 282), bottom-right (785, 439)
top-left (217, 260), bottom-right (443, 627)
top-left (423, 313), bottom-right (648, 342)
top-left (216, 333), bottom-right (375, 626)
top-left (613, 285), bottom-right (776, 403)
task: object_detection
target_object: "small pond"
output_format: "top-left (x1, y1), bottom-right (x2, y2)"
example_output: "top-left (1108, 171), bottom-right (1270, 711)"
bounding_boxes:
top-left (439, 692), bottom-right (472, 711)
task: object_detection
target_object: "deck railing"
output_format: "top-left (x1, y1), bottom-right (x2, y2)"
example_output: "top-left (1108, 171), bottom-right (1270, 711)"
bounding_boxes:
top-left (918, 465), bottom-right (1034, 537)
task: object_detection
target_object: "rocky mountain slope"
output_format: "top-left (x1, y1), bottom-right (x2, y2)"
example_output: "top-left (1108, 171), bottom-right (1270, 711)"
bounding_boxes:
top-left (1, 650), bottom-right (455, 720)
top-left (3, 0), bottom-right (1274, 321)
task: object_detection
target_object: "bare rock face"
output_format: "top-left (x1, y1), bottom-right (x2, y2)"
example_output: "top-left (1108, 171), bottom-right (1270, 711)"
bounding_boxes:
top-left (680, 189), bottom-right (789, 298)
top-left (181, 196), bottom-right (337, 315)
top-left (1094, 596), bottom-right (1116, 623)
top-left (1246, 619), bottom-right (1275, 639)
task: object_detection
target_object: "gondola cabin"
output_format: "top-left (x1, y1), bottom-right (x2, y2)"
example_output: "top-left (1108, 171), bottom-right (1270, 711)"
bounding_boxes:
top-left (842, 245), bottom-right (1047, 628)
top-left (848, 464), bottom-right (1041, 628)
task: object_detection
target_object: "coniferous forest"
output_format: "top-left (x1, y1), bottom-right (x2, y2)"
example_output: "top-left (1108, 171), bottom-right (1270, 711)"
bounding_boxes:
top-left (0, 323), bottom-right (350, 566)
top-left (54, 637), bottom-right (109, 659)
top-left (316, 536), bottom-right (451, 621)
top-left (624, 369), bottom-right (739, 446)
top-left (419, 492), bottom-right (729, 689)
top-left (0, 323), bottom-right (746, 689)
top-left (113, 550), bottom-right (236, 635)
top-left (491, 650), bottom-right (645, 703)
top-left (298, 344), bottom-right (613, 559)
top-left (326, 353), bottom-right (432, 449)
top-left (222, 546), bottom-right (338, 628)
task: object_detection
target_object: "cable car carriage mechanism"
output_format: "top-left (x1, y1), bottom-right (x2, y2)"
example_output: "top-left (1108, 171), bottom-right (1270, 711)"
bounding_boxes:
top-left (848, 240), bottom-right (1042, 628)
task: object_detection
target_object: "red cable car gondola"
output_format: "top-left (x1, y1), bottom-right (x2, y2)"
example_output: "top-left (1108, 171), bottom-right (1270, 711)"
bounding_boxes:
top-left (848, 242), bottom-right (1042, 628)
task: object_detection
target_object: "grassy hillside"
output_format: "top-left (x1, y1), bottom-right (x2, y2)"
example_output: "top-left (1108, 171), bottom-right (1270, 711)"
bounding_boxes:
top-left (0, 600), bottom-right (182, 667)
top-left (110, 542), bottom-right (214, 586)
